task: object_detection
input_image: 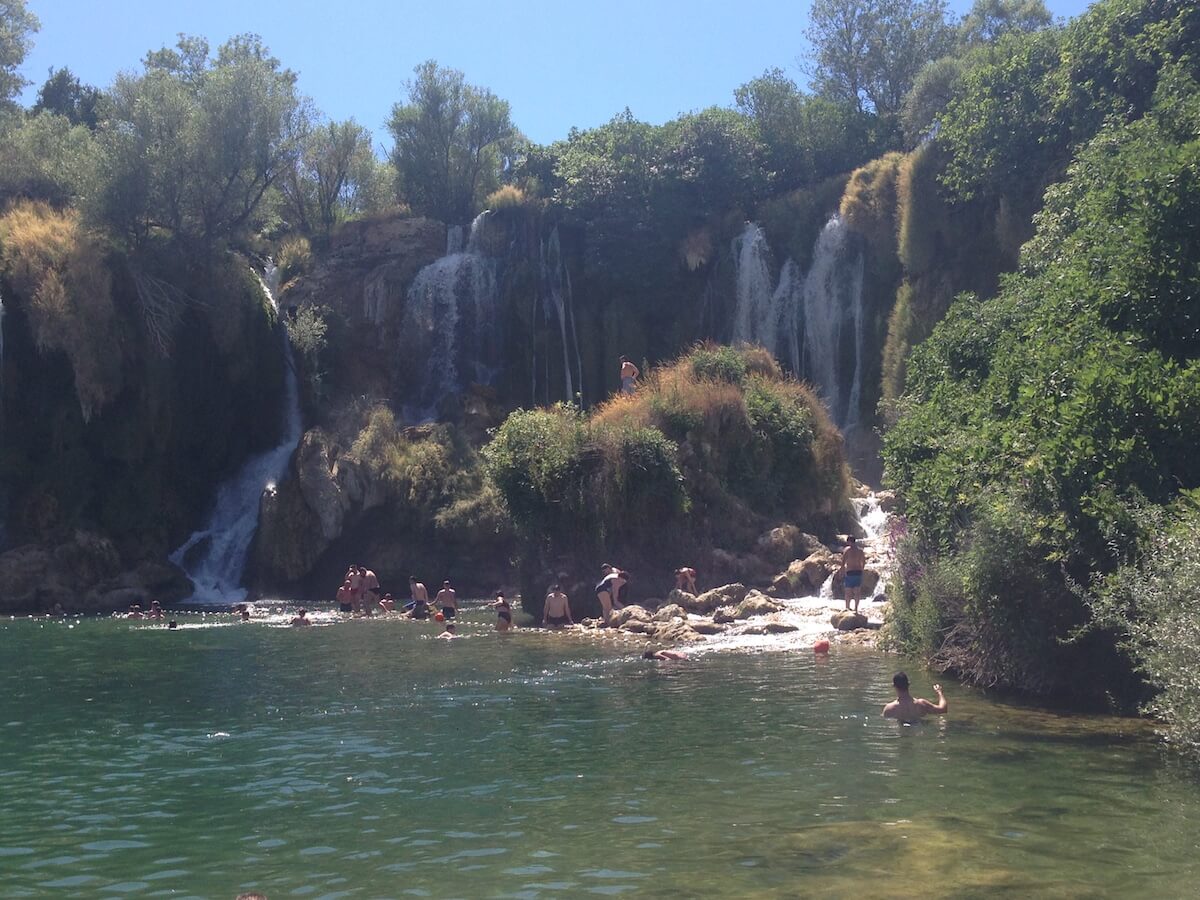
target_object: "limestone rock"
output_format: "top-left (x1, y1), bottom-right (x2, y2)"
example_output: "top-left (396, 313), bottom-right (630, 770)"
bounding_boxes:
top-left (690, 620), bottom-right (726, 635)
top-left (830, 566), bottom-right (882, 598)
top-left (831, 610), bottom-right (869, 631)
top-left (610, 605), bottom-right (652, 627)
top-left (680, 583), bottom-right (748, 614)
top-left (764, 621), bottom-right (799, 634)
top-left (666, 588), bottom-right (696, 608)
top-left (652, 603), bottom-right (688, 622)
top-left (876, 490), bottom-right (899, 513)
top-left (650, 620), bottom-right (704, 643)
top-left (731, 590), bottom-right (783, 619)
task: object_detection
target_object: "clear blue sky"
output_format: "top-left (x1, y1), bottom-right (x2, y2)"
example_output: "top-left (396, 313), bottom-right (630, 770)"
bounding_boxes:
top-left (18, 0), bottom-right (1095, 151)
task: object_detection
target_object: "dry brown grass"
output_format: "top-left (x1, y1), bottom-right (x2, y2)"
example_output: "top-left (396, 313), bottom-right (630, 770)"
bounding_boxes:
top-left (0, 200), bottom-right (121, 420)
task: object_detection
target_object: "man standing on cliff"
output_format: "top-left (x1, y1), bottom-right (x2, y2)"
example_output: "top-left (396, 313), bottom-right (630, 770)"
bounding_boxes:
top-left (839, 535), bottom-right (866, 613)
top-left (619, 356), bottom-right (639, 395)
top-left (883, 672), bottom-right (947, 723)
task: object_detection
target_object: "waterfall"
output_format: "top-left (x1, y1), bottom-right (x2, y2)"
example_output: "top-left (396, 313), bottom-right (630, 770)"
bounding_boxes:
top-left (801, 216), bottom-right (865, 428)
top-left (730, 223), bottom-right (805, 373)
top-left (169, 263), bottom-right (303, 604)
top-left (727, 217), bottom-right (866, 428)
top-left (401, 211), bottom-right (500, 421)
top-left (542, 226), bottom-right (583, 404)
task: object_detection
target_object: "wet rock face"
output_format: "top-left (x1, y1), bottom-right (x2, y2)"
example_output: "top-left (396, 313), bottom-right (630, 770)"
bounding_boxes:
top-left (0, 532), bottom-right (190, 613)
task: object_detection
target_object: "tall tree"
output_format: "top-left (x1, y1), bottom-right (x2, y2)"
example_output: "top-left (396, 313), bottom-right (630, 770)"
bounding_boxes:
top-left (0, 0), bottom-right (38, 111)
top-left (95, 34), bottom-right (303, 247)
top-left (280, 118), bottom-right (385, 234)
top-left (387, 61), bottom-right (515, 224)
top-left (804, 0), bottom-right (954, 117)
top-left (32, 67), bottom-right (102, 129)
top-left (958, 0), bottom-right (1053, 46)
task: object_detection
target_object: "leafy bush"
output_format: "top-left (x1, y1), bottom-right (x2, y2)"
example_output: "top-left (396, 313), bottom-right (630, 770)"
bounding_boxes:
top-left (691, 343), bottom-right (748, 384)
top-left (276, 235), bottom-right (312, 285)
top-left (1087, 498), bottom-right (1200, 757)
top-left (485, 184), bottom-right (527, 210)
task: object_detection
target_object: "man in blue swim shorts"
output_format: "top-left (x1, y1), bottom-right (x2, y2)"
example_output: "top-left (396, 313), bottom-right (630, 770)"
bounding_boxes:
top-left (840, 535), bottom-right (866, 613)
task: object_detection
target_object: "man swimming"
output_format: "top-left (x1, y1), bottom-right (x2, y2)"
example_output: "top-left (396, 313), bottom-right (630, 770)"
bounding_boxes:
top-left (290, 608), bottom-right (312, 627)
top-left (543, 585), bottom-right (573, 628)
top-left (882, 672), bottom-right (948, 723)
top-left (437, 622), bottom-right (458, 639)
top-left (840, 535), bottom-right (867, 612)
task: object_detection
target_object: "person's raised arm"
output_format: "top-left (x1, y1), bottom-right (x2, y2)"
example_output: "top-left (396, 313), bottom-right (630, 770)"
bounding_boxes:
top-left (920, 685), bottom-right (948, 715)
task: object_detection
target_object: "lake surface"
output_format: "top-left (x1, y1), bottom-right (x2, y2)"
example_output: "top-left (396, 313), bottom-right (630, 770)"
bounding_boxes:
top-left (2, 607), bottom-right (1197, 898)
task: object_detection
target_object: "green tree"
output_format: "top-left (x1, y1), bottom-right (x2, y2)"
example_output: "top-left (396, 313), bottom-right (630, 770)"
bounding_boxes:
top-left (280, 118), bottom-right (385, 234)
top-left (32, 67), bottom-right (102, 128)
top-left (94, 34), bottom-right (303, 247)
top-left (804, 0), bottom-right (955, 116)
top-left (0, 0), bottom-right (38, 111)
top-left (958, 0), bottom-right (1053, 46)
top-left (0, 110), bottom-right (97, 204)
top-left (386, 60), bottom-right (515, 224)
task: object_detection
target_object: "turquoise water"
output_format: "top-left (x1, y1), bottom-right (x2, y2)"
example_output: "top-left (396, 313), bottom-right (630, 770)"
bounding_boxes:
top-left (1, 608), bottom-right (1198, 898)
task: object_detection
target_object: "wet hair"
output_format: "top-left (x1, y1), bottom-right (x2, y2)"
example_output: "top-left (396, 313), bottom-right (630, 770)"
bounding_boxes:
top-left (495, 591), bottom-right (505, 599)
top-left (445, 623), bottom-right (456, 632)
top-left (847, 535), bottom-right (857, 545)
top-left (642, 650), bottom-right (658, 659)
top-left (893, 672), bottom-right (909, 690)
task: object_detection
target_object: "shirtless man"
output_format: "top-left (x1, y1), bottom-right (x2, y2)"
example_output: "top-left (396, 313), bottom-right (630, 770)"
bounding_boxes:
top-left (379, 593), bottom-right (396, 613)
top-left (839, 535), bottom-right (867, 613)
top-left (406, 577), bottom-right (431, 619)
top-left (437, 622), bottom-right (458, 639)
top-left (882, 672), bottom-right (948, 723)
top-left (360, 565), bottom-right (381, 615)
top-left (542, 585), bottom-right (573, 628)
top-left (674, 567), bottom-right (698, 594)
top-left (595, 567), bottom-right (627, 623)
top-left (336, 578), bottom-right (355, 614)
top-left (619, 356), bottom-right (639, 395)
top-left (147, 600), bottom-right (164, 620)
top-left (435, 580), bottom-right (458, 620)
top-left (348, 565), bottom-right (365, 615)
top-left (127, 604), bottom-right (144, 619)
top-left (290, 608), bottom-right (312, 627)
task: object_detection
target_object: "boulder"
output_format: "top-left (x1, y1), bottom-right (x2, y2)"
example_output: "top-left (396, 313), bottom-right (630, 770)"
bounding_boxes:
top-left (610, 605), bottom-right (652, 627)
top-left (769, 551), bottom-right (838, 597)
top-left (755, 526), bottom-right (829, 566)
top-left (652, 603), bottom-right (689, 622)
top-left (730, 590), bottom-right (783, 619)
top-left (690, 620), bottom-right (726, 636)
top-left (764, 621), bottom-right (799, 634)
top-left (666, 588), bottom-right (696, 608)
top-left (876, 490), bottom-right (899, 513)
top-left (649, 620), bottom-right (704, 643)
top-left (831, 610), bottom-right (869, 631)
top-left (680, 583), bottom-right (748, 614)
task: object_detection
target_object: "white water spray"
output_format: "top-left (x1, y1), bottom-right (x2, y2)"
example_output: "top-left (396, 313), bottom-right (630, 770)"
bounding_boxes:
top-left (402, 211), bottom-right (500, 421)
top-left (169, 263), bottom-right (303, 604)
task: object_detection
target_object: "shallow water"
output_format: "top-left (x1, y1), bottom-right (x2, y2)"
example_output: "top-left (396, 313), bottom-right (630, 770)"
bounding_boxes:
top-left (1, 608), bottom-right (1197, 898)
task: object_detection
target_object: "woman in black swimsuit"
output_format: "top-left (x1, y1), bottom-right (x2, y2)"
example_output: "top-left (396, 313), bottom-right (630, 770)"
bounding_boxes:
top-left (492, 592), bottom-right (513, 632)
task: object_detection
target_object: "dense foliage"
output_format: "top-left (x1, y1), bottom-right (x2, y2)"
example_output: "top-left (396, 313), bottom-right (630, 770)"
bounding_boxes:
top-left (882, 17), bottom-right (1200, 702)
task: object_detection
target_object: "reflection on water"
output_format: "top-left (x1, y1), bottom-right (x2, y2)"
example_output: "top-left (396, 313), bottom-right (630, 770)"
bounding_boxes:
top-left (1, 610), bottom-right (1196, 897)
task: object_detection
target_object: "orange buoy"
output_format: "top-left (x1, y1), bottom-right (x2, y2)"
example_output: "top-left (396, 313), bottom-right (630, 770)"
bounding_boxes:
top-left (813, 638), bottom-right (831, 654)
top-left (434, 612), bottom-right (445, 622)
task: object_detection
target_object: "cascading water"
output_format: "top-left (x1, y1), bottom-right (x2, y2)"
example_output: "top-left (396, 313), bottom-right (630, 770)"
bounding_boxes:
top-left (802, 216), bottom-right (865, 428)
top-left (728, 217), bottom-right (865, 429)
top-left (401, 211), bottom-right (500, 421)
top-left (535, 226), bottom-right (583, 405)
top-left (169, 263), bottom-right (302, 604)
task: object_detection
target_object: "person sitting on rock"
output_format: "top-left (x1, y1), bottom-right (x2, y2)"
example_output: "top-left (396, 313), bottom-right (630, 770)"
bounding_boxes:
top-left (882, 672), bottom-right (947, 723)
top-left (405, 577), bottom-right (431, 619)
top-left (542, 585), bottom-right (574, 628)
top-left (674, 567), bottom-right (698, 594)
top-left (379, 592), bottom-right (396, 613)
top-left (839, 536), bottom-right (866, 613)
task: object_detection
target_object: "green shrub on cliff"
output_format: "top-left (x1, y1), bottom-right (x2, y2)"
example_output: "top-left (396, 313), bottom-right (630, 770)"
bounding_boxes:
top-left (882, 65), bottom-right (1200, 701)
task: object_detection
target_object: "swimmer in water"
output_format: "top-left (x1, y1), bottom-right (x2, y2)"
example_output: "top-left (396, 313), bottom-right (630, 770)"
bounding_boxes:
top-left (542, 584), bottom-right (573, 628)
top-left (146, 600), bottom-right (164, 620)
top-left (435, 580), bottom-right (457, 620)
top-left (882, 672), bottom-right (947, 723)
top-left (127, 604), bottom-right (144, 620)
top-left (643, 648), bottom-right (688, 660)
top-left (290, 608), bottom-right (312, 627)
top-left (437, 622), bottom-right (458, 639)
